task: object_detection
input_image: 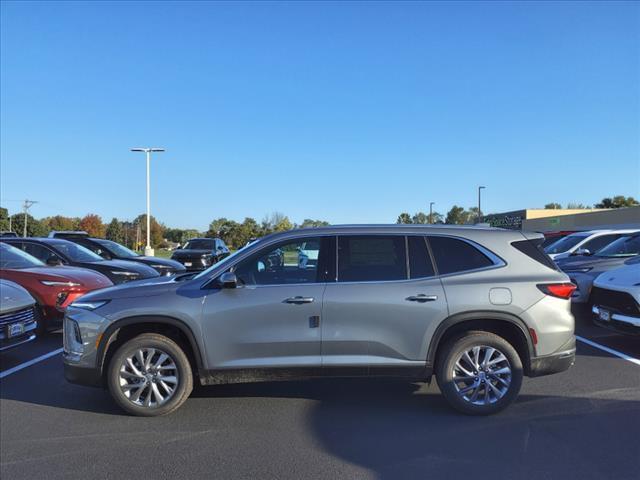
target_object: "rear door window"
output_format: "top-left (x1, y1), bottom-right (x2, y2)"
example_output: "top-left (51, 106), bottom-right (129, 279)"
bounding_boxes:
top-left (337, 236), bottom-right (407, 282)
top-left (428, 236), bottom-right (494, 275)
top-left (583, 234), bottom-right (623, 254)
top-left (408, 236), bottom-right (435, 279)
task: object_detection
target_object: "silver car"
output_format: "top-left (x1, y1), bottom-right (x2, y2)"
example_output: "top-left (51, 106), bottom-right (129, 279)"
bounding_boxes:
top-left (63, 225), bottom-right (576, 416)
top-left (0, 279), bottom-right (37, 351)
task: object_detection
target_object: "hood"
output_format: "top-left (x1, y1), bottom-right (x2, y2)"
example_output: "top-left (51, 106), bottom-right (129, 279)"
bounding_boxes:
top-left (133, 256), bottom-right (186, 269)
top-left (82, 259), bottom-right (160, 277)
top-left (16, 266), bottom-right (113, 288)
top-left (171, 249), bottom-right (211, 258)
top-left (594, 263), bottom-right (640, 289)
top-left (0, 279), bottom-right (35, 314)
top-left (76, 274), bottom-right (179, 301)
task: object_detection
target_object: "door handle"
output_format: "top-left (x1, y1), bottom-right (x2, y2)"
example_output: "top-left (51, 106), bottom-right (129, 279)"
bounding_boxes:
top-left (406, 294), bottom-right (438, 303)
top-left (284, 296), bottom-right (315, 304)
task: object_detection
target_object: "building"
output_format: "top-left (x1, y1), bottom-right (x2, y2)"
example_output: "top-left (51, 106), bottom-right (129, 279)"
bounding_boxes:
top-left (483, 208), bottom-right (605, 230)
top-left (522, 206), bottom-right (640, 233)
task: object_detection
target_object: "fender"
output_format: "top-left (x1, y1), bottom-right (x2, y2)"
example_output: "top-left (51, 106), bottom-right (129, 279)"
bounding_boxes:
top-left (426, 310), bottom-right (536, 366)
top-left (96, 315), bottom-right (205, 374)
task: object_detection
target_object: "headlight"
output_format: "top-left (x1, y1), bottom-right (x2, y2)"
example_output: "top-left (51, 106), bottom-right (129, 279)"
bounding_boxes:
top-left (110, 271), bottom-right (139, 277)
top-left (40, 280), bottom-right (81, 287)
top-left (70, 300), bottom-right (109, 310)
top-left (562, 267), bottom-right (592, 273)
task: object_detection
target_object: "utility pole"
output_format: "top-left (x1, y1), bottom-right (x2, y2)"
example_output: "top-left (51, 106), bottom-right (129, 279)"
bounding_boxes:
top-left (22, 199), bottom-right (38, 237)
top-left (131, 147), bottom-right (165, 256)
top-left (429, 202), bottom-right (435, 224)
top-left (478, 186), bottom-right (486, 224)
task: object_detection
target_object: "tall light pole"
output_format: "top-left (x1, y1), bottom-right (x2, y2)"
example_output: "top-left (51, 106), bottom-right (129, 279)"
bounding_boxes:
top-left (478, 186), bottom-right (486, 224)
top-left (131, 147), bottom-right (165, 256)
top-left (429, 202), bottom-right (435, 224)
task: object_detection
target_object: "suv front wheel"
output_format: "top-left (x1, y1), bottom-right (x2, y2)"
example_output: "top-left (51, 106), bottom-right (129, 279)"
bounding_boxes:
top-left (107, 333), bottom-right (193, 416)
top-left (436, 331), bottom-right (523, 415)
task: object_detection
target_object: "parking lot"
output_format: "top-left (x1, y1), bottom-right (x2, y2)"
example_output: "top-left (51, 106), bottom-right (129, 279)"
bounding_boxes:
top-left (0, 308), bottom-right (637, 480)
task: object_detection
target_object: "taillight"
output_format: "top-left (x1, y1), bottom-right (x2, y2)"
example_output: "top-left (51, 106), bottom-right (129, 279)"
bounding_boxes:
top-left (537, 283), bottom-right (576, 299)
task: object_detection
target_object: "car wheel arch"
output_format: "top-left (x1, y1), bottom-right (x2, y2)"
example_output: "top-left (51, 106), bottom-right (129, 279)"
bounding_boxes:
top-left (98, 315), bottom-right (205, 382)
top-left (427, 311), bottom-right (536, 375)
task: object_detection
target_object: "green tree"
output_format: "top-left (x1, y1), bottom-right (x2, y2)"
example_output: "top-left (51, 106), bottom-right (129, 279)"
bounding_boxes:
top-left (42, 215), bottom-right (80, 232)
top-left (105, 218), bottom-right (124, 244)
top-left (566, 202), bottom-right (590, 209)
top-left (445, 205), bottom-right (466, 224)
top-left (396, 213), bottom-right (412, 224)
top-left (9, 213), bottom-right (47, 237)
top-left (298, 219), bottom-right (330, 228)
top-left (595, 196), bottom-right (639, 209)
top-left (134, 214), bottom-right (164, 248)
top-left (0, 207), bottom-right (9, 231)
top-left (544, 203), bottom-right (562, 209)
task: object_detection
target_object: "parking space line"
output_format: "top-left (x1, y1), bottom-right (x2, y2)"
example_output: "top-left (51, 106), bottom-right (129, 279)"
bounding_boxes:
top-left (0, 348), bottom-right (64, 379)
top-left (576, 336), bottom-right (640, 367)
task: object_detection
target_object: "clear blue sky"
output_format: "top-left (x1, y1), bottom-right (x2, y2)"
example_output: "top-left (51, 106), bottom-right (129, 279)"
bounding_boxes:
top-left (1, 1), bottom-right (638, 230)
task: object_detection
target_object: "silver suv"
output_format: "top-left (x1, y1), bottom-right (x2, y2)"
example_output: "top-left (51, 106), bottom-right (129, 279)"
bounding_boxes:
top-left (63, 225), bottom-right (576, 416)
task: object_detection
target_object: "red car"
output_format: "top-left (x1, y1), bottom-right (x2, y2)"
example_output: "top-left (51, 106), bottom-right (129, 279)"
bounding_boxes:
top-left (0, 242), bottom-right (113, 331)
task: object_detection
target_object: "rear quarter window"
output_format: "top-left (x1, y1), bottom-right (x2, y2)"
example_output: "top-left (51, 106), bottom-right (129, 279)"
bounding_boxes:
top-left (512, 238), bottom-right (558, 271)
top-left (428, 236), bottom-right (494, 275)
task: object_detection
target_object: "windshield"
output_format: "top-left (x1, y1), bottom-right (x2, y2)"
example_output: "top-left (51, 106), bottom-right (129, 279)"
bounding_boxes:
top-left (192, 243), bottom-right (252, 280)
top-left (544, 234), bottom-right (588, 254)
top-left (96, 239), bottom-right (139, 258)
top-left (0, 243), bottom-right (46, 269)
top-left (52, 241), bottom-right (104, 262)
top-left (595, 235), bottom-right (640, 258)
top-left (183, 239), bottom-right (215, 250)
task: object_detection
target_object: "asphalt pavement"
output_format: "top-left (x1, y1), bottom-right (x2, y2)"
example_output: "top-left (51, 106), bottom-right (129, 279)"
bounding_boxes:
top-left (1, 308), bottom-right (639, 480)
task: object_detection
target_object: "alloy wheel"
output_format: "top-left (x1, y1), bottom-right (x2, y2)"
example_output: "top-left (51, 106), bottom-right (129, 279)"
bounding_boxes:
top-left (451, 345), bottom-right (512, 406)
top-left (118, 348), bottom-right (179, 408)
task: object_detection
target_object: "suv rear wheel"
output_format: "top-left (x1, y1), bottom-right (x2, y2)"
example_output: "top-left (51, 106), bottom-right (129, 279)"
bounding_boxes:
top-left (436, 331), bottom-right (523, 415)
top-left (106, 333), bottom-right (193, 416)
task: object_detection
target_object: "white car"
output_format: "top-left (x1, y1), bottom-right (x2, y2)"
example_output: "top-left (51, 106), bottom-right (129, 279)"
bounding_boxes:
top-left (545, 229), bottom-right (639, 260)
top-left (591, 259), bottom-right (640, 335)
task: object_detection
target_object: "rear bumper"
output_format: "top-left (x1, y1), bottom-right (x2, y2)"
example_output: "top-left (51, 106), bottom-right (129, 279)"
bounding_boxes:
top-left (528, 336), bottom-right (576, 377)
top-left (63, 361), bottom-right (102, 387)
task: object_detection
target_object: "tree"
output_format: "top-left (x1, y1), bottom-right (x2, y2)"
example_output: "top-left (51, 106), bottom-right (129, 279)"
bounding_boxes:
top-left (105, 218), bottom-right (124, 244)
top-left (396, 213), bottom-right (412, 224)
top-left (566, 202), bottom-right (590, 209)
top-left (298, 219), bottom-right (330, 228)
top-left (79, 214), bottom-right (106, 238)
top-left (0, 207), bottom-right (9, 231)
top-left (9, 213), bottom-right (47, 237)
top-left (445, 206), bottom-right (466, 225)
top-left (42, 215), bottom-right (80, 232)
top-left (595, 196), bottom-right (639, 209)
top-left (544, 203), bottom-right (562, 210)
top-left (133, 214), bottom-right (164, 248)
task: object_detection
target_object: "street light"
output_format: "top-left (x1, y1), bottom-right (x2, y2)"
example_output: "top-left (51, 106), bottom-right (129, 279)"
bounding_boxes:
top-left (429, 202), bottom-right (435, 224)
top-left (478, 186), bottom-right (486, 224)
top-left (131, 147), bottom-right (165, 256)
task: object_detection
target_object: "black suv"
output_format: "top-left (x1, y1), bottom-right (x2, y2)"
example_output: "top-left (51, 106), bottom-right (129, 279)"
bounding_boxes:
top-left (48, 232), bottom-right (185, 276)
top-left (170, 237), bottom-right (230, 271)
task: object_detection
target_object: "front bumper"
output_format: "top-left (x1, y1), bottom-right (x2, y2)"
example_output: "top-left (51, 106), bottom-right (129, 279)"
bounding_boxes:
top-left (528, 336), bottom-right (576, 377)
top-left (592, 305), bottom-right (640, 335)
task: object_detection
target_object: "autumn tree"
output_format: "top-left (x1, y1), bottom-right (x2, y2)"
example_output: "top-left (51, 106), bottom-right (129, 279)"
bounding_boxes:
top-left (79, 214), bottom-right (106, 238)
top-left (134, 214), bottom-right (164, 248)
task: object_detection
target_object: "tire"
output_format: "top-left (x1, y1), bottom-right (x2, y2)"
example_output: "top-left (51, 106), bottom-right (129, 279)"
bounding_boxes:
top-left (436, 331), bottom-right (523, 415)
top-left (107, 333), bottom-right (193, 417)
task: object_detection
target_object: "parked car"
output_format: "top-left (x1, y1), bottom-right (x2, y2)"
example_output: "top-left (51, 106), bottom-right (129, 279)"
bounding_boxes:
top-left (591, 259), bottom-right (640, 335)
top-left (0, 242), bottom-right (113, 331)
top-left (545, 229), bottom-right (638, 260)
top-left (170, 237), bottom-right (230, 271)
top-left (0, 279), bottom-right (37, 351)
top-left (541, 231), bottom-right (575, 248)
top-left (556, 233), bottom-right (640, 303)
top-left (0, 231), bottom-right (19, 238)
top-left (0, 238), bottom-right (160, 285)
top-left (64, 225), bottom-right (576, 417)
top-left (48, 231), bottom-right (186, 276)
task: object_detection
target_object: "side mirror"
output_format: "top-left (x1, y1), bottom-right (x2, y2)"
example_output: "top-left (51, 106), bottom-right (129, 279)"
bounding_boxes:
top-left (46, 257), bottom-right (62, 266)
top-left (574, 248), bottom-right (591, 256)
top-left (219, 272), bottom-right (238, 289)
